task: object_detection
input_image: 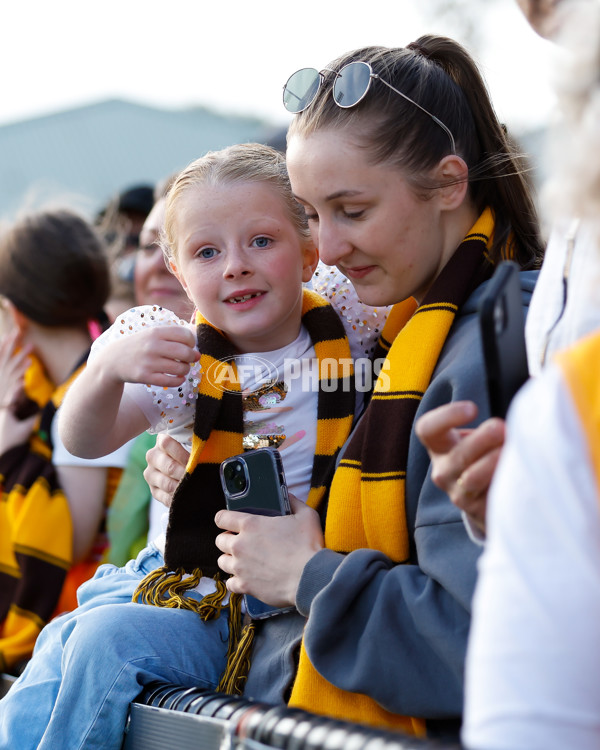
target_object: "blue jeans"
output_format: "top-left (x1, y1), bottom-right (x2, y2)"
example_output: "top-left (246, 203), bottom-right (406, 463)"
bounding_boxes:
top-left (0, 544), bottom-right (229, 750)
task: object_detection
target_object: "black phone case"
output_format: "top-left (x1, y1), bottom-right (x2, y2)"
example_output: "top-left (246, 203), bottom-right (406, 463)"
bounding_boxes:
top-left (478, 261), bottom-right (530, 419)
top-left (220, 448), bottom-right (294, 620)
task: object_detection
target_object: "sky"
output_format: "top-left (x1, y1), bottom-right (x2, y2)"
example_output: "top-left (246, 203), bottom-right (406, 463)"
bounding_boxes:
top-left (2, 0), bottom-right (557, 136)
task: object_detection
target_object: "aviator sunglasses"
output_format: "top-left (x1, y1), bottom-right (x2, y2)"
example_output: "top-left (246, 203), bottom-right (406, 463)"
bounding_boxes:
top-left (282, 61), bottom-right (456, 154)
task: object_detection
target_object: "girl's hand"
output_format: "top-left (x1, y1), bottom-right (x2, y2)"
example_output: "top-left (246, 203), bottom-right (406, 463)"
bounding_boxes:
top-left (143, 432), bottom-right (189, 507)
top-left (100, 326), bottom-right (199, 387)
top-left (0, 331), bottom-right (38, 453)
top-left (214, 495), bottom-right (325, 608)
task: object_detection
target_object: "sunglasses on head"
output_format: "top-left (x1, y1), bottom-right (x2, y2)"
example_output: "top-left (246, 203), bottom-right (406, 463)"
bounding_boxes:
top-left (282, 60), bottom-right (456, 155)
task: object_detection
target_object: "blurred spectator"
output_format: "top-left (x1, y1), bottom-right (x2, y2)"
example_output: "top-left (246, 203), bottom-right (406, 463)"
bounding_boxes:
top-left (105, 180), bottom-right (194, 566)
top-left (0, 209), bottom-right (130, 672)
top-left (96, 184), bottom-right (154, 320)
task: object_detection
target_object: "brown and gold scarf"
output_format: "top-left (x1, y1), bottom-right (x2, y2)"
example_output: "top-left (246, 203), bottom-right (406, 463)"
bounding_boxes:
top-left (133, 289), bottom-right (356, 685)
top-left (0, 357), bottom-right (81, 672)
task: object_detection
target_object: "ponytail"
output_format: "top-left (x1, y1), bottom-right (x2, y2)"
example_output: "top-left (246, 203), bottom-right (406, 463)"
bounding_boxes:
top-left (412, 35), bottom-right (543, 269)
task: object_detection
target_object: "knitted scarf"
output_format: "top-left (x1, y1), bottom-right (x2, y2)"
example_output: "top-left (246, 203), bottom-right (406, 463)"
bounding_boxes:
top-left (0, 357), bottom-right (81, 672)
top-left (289, 208), bottom-right (499, 734)
top-left (133, 289), bottom-right (356, 685)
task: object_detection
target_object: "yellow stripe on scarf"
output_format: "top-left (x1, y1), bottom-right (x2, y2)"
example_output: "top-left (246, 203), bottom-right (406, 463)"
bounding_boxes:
top-left (0, 606), bottom-right (48, 669)
top-left (23, 353), bottom-right (54, 409)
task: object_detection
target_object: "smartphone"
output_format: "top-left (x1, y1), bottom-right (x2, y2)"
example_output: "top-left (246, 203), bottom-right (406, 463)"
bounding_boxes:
top-left (219, 448), bottom-right (294, 619)
top-left (478, 261), bottom-right (530, 419)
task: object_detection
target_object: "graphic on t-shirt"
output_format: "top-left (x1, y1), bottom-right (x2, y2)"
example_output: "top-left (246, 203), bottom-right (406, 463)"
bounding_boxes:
top-left (243, 379), bottom-right (300, 450)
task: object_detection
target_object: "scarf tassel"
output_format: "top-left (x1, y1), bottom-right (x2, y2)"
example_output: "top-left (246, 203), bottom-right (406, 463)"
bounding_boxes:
top-left (132, 566), bottom-right (228, 621)
top-left (132, 569), bottom-right (255, 695)
top-left (217, 614), bottom-right (256, 695)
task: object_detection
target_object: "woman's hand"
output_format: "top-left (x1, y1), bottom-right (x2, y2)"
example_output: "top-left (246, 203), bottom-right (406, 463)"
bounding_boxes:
top-left (214, 495), bottom-right (324, 608)
top-left (0, 331), bottom-right (38, 454)
top-left (143, 432), bottom-right (189, 507)
top-left (415, 401), bottom-right (505, 536)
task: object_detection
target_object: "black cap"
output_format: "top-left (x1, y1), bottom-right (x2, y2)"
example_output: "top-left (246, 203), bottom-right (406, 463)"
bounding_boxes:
top-left (117, 184), bottom-right (154, 217)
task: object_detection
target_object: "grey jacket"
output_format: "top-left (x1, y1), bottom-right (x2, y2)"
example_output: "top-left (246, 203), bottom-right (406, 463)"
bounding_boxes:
top-left (244, 271), bottom-right (538, 732)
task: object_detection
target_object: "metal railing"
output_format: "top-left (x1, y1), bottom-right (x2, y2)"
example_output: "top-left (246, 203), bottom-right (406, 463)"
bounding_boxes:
top-left (122, 681), bottom-right (462, 750)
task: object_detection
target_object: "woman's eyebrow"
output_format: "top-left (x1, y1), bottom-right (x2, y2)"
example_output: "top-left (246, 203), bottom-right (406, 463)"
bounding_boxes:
top-left (324, 189), bottom-right (363, 202)
top-left (293, 189), bottom-right (363, 203)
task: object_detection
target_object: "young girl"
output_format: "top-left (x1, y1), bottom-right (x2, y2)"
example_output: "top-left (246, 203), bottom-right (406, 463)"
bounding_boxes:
top-left (0, 142), bottom-right (381, 750)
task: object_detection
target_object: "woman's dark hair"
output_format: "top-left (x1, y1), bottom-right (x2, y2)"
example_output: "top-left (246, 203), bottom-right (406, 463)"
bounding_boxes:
top-left (288, 36), bottom-right (544, 269)
top-left (0, 209), bottom-right (110, 327)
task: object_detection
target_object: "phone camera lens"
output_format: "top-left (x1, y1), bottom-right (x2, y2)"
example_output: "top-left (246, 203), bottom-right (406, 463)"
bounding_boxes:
top-left (234, 476), bottom-right (245, 491)
top-left (224, 460), bottom-right (247, 495)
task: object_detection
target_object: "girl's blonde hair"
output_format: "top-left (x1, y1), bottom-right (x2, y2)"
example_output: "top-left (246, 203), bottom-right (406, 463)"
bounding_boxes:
top-left (162, 143), bottom-right (311, 263)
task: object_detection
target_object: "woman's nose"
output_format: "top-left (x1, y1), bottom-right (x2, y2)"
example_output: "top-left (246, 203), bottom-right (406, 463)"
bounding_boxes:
top-left (316, 221), bottom-right (350, 267)
top-left (149, 247), bottom-right (169, 272)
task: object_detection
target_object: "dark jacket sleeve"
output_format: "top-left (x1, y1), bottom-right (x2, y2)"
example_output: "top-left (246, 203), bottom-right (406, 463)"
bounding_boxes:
top-left (294, 273), bottom-right (537, 720)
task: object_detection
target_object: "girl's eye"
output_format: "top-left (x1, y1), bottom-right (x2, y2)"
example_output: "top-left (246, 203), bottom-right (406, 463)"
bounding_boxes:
top-left (305, 212), bottom-right (318, 223)
top-left (198, 247), bottom-right (218, 259)
top-left (252, 236), bottom-right (271, 249)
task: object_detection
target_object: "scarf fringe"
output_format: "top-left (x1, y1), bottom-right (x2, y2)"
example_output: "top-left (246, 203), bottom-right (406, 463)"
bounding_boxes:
top-left (133, 569), bottom-right (254, 695)
top-left (217, 616), bottom-right (256, 695)
top-left (132, 566), bottom-right (229, 621)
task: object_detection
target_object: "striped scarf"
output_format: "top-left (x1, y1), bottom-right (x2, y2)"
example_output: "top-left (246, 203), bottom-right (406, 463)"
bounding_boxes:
top-left (133, 289), bottom-right (355, 658)
top-left (289, 208), bottom-right (498, 734)
top-left (0, 358), bottom-right (82, 672)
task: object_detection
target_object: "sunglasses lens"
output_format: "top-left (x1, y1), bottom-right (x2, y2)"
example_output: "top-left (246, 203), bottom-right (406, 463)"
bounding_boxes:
top-left (333, 62), bottom-right (372, 108)
top-left (283, 68), bottom-right (321, 113)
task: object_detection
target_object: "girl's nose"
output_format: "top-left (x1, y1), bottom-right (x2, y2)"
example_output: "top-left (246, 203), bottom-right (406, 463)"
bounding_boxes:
top-left (223, 249), bottom-right (252, 278)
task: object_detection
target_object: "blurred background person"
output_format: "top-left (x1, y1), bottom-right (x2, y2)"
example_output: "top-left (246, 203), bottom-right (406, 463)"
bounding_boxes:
top-left (0, 209), bottom-right (130, 673)
top-left (96, 183), bottom-right (155, 321)
top-left (104, 175), bottom-right (194, 566)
